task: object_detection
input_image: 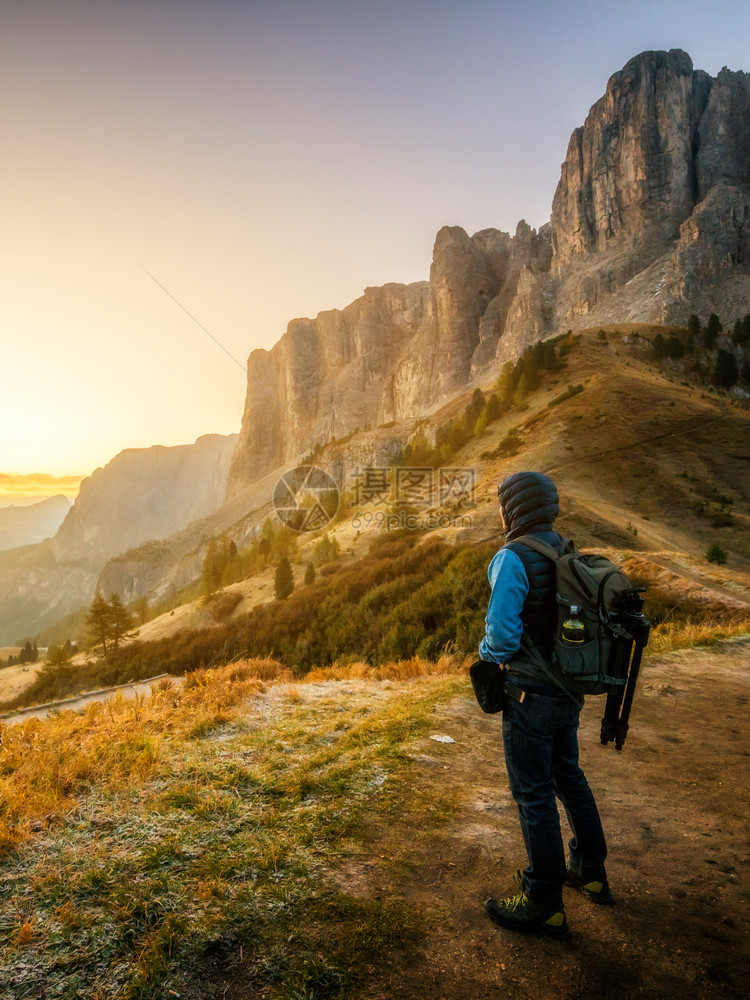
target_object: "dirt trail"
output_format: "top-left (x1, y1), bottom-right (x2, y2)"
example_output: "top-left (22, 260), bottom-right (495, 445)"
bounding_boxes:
top-left (342, 639), bottom-right (750, 999)
top-left (0, 674), bottom-right (177, 724)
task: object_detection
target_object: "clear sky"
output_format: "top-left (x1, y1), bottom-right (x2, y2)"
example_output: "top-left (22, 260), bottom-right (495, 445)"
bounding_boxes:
top-left (2, 0), bottom-right (749, 495)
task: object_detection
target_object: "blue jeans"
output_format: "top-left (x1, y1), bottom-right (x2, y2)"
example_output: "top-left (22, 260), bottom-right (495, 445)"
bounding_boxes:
top-left (502, 690), bottom-right (608, 906)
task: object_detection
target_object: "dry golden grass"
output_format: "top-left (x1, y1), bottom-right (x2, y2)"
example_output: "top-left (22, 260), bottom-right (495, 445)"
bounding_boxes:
top-left (649, 618), bottom-right (750, 653)
top-left (0, 656), bottom-right (464, 997)
top-left (1, 587), bottom-right (742, 859)
top-left (306, 650), bottom-right (465, 683)
top-left (0, 653), bottom-right (467, 856)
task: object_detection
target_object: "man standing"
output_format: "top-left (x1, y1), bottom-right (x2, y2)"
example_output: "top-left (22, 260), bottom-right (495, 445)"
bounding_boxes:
top-left (480, 470), bottom-right (612, 938)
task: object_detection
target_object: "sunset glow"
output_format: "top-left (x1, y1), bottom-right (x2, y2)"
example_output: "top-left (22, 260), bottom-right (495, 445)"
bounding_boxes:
top-left (3, 0), bottom-right (749, 485)
top-left (0, 473), bottom-right (84, 504)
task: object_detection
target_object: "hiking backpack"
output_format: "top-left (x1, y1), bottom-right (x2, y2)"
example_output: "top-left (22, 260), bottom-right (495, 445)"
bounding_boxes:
top-left (515, 535), bottom-right (647, 698)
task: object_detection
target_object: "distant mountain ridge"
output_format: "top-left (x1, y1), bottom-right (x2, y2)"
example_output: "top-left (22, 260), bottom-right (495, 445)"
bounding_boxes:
top-left (0, 495), bottom-right (71, 552)
top-left (0, 434), bottom-right (237, 643)
top-left (54, 434), bottom-right (239, 564)
top-left (226, 49), bottom-right (750, 495)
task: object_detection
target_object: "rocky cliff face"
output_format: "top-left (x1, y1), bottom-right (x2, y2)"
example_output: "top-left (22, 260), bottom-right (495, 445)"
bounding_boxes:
top-left (550, 51), bottom-right (750, 327)
top-left (0, 433), bottom-right (237, 644)
top-left (550, 50), bottom-right (712, 268)
top-left (225, 49), bottom-right (750, 497)
top-left (226, 223), bottom-right (550, 495)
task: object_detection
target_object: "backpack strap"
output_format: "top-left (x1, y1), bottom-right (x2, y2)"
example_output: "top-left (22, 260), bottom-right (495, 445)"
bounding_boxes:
top-left (519, 632), bottom-right (585, 709)
top-left (510, 534), bottom-right (585, 709)
top-left (513, 534), bottom-right (574, 561)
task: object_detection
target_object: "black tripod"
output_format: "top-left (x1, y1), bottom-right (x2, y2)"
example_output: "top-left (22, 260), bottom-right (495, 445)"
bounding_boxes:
top-left (600, 590), bottom-right (651, 751)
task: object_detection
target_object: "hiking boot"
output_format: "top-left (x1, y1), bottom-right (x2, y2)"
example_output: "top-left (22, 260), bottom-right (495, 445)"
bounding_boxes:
top-left (484, 876), bottom-right (569, 938)
top-left (565, 867), bottom-right (614, 905)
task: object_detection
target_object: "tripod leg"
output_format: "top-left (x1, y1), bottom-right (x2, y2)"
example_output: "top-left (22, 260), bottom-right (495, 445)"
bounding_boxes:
top-left (600, 634), bottom-right (632, 745)
top-left (615, 637), bottom-right (647, 751)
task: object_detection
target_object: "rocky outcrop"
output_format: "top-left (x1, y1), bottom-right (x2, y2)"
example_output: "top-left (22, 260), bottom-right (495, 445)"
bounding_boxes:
top-left (549, 51), bottom-right (750, 328)
top-left (657, 184), bottom-right (750, 320)
top-left (551, 50), bottom-right (712, 268)
top-left (226, 223), bottom-right (549, 495)
top-left (226, 282), bottom-right (433, 495)
top-left (696, 68), bottom-right (750, 197)
top-left (226, 51), bottom-right (750, 495)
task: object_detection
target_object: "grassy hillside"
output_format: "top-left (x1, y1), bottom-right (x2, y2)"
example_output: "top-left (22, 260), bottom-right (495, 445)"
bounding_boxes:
top-left (5, 326), bottom-right (750, 713)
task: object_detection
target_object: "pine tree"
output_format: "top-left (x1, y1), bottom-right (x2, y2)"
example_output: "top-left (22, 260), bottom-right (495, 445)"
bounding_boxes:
top-left (513, 372), bottom-right (531, 408)
top-left (665, 336), bottom-right (684, 359)
top-left (520, 350), bottom-right (540, 391)
top-left (107, 593), bottom-right (135, 650)
top-left (312, 534), bottom-right (339, 567)
top-left (495, 362), bottom-right (519, 408)
top-left (202, 538), bottom-right (220, 595)
top-left (304, 561), bottom-right (316, 586)
top-left (274, 557), bottom-right (294, 600)
top-left (85, 593), bottom-right (114, 655)
top-left (47, 642), bottom-right (74, 667)
top-left (651, 333), bottom-right (666, 359)
top-left (486, 394), bottom-right (501, 421)
top-left (463, 388), bottom-right (485, 431)
top-left (540, 340), bottom-right (557, 370)
top-left (714, 349), bottom-right (739, 388)
top-left (705, 313), bottom-right (722, 347)
top-left (473, 409), bottom-right (489, 438)
top-left (134, 595), bottom-right (150, 625)
top-left (705, 543), bottom-right (728, 565)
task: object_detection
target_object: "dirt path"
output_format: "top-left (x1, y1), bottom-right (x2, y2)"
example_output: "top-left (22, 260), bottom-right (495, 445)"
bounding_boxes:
top-left (0, 673), bottom-right (177, 724)
top-left (341, 639), bottom-right (750, 999)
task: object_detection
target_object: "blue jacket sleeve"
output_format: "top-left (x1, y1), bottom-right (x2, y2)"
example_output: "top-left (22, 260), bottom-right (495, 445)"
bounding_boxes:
top-left (478, 547), bottom-right (528, 664)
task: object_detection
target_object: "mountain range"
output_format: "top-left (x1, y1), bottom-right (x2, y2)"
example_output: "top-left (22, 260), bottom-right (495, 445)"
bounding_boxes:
top-left (227, 49), bottom-right (750, 493)
top-left (1, 48), bottom-right (749, 646)
top-left (0, 434), bottom-right (236, 643)
top-left (0, 495), bottom-right (71, 553)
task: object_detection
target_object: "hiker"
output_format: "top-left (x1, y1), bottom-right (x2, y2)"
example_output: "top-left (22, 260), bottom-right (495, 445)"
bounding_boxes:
top-left (479, 470), bottom-right (612, 938)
